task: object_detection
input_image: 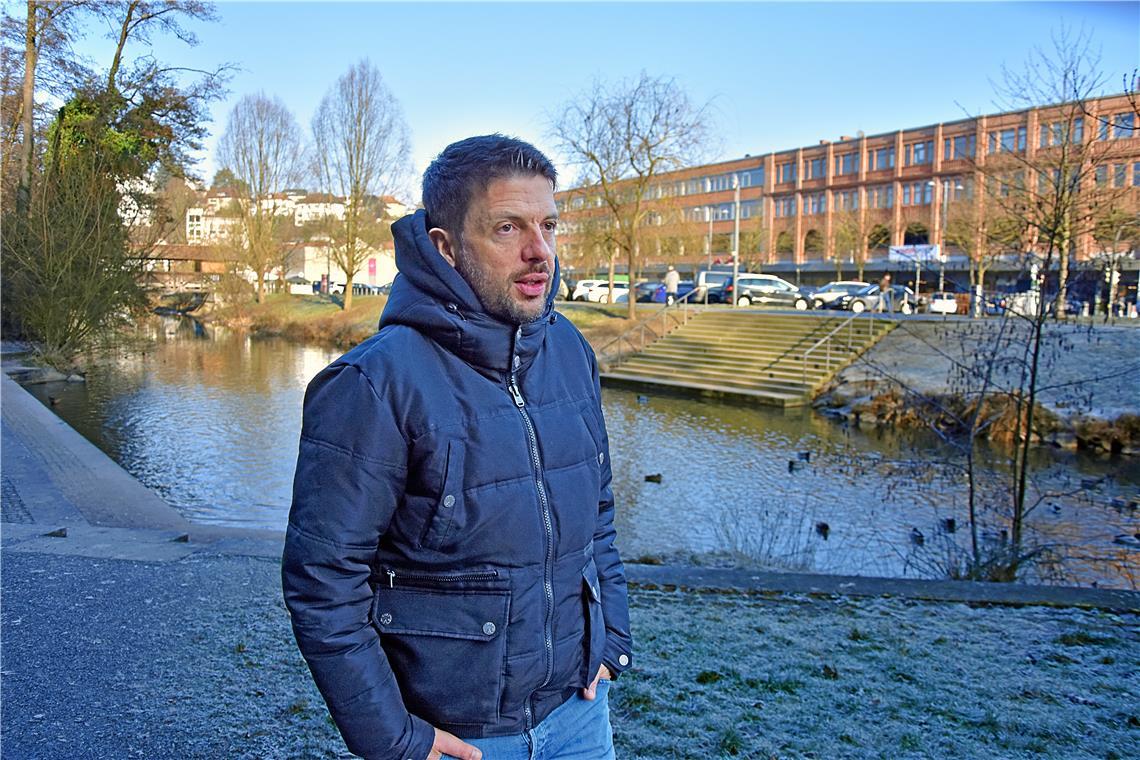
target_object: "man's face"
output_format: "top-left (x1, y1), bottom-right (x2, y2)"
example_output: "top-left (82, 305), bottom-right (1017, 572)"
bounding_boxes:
top-left (435, 174), bottom-right (558, 324)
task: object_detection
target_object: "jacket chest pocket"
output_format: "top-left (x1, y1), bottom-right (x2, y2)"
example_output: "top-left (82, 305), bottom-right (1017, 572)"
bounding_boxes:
top-left (372, 582), bottom-right (509, 726)
top-left (419, 439), bottom-right (465, 550)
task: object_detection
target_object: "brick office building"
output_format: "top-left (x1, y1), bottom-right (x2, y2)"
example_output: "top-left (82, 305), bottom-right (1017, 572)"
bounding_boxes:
top-left (554, 93), bottom-right (1139, 289)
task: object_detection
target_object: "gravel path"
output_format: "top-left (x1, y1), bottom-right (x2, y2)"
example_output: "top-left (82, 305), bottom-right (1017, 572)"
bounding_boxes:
top-left (3, 551), bottom-right (1137, 760)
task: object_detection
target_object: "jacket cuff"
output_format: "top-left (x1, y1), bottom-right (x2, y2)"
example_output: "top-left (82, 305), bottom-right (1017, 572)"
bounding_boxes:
top-left (601, 636), bottom-right (632, 680)
top-left (404, 714), bottom-right (436, 760)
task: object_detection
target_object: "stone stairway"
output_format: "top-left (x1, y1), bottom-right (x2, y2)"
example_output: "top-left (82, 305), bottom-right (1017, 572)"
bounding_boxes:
top-left (600, 310), bottom-right (895, 406)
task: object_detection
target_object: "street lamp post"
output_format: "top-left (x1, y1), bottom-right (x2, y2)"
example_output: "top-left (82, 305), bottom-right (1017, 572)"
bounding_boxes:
top-left (732, 174), bottom-right (741, 307)
top-left (705, 206), bottom-right (713, 304)
top-left (929, 178), bottom-right (964, 294)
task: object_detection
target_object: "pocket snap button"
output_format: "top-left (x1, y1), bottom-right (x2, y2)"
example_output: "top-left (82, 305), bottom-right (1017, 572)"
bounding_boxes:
top-left (598, 452), bottom-right (605, 465)
top-left (618, 654), bottom-right (629, 666)
top-left (443, 494), bottom-right (455, 508)
top-left (482, 622), bottom-right (496, 636)
top-left (379, 612), bottom-right (393, 626)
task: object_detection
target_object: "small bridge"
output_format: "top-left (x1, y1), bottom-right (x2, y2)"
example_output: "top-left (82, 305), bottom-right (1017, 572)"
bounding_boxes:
top-left (598, 304), bottom-right (895, 407)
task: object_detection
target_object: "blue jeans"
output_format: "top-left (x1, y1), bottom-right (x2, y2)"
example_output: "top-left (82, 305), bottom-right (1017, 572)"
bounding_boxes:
top-left (447, 680), bottom-right (615, 760)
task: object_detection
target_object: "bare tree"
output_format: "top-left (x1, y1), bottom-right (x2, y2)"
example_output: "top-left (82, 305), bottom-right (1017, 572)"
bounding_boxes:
top-left (944, 185), bottom-right (1030, 317)
top-left (983, 25), bottom-right (1116, 319)
top-left (311, 59), bottom-right (410, 310)
top-left (1091, 203), bottom-right (1139, 320)
top-left (831, 206), bottom-right (866, 280)
top-left (551, 71), bottom-right (711, 318)
top-left (217, 93), bottom-right (306, 302)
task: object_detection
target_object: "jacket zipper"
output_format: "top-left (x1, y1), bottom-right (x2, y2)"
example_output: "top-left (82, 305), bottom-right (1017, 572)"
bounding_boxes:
top-left (508, 364), bottom-right (555, 731)
top-left (381, 568), bottom-right (498, 588)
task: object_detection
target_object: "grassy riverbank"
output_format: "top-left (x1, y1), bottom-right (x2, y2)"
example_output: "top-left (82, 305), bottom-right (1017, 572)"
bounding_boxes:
top-left (203, 293), bottom-right (638, 353)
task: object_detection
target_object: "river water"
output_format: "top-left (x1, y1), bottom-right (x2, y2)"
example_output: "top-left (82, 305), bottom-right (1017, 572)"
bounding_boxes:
top-left (28, 316), bottom-right (1140, 589)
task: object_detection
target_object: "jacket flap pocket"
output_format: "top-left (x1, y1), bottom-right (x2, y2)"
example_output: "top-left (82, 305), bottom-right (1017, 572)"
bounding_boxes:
top-left (373, 588), bottom-right (508, 642)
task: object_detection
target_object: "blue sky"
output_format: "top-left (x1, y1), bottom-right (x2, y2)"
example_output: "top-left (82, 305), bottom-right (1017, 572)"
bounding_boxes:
top-left (69, 1), bottom-right (1140, 198)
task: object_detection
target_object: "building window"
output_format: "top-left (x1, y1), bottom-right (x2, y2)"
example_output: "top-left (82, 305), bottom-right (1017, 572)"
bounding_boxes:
top-left (740, 199), bottom-right (764, 219)
top-left (1113, 113), bottom-right (1136, 139)
top-left (1099, 118), bottom-right (1110, 141)
top-left (905, 140), bottom-right (933, 166)
top-left (806, 157), bottom-right (826, 180)
top-left (1072, 118), bottom-right (1084, 143)
top-left (989, 127), bottom-right (1027, 154)
top-left (738, 168), bottom-right (764, 187)
top-left (1114, 164), bottom-right (1127, 188)
top-left (872, 146), bottom-right (895, 171)
top-left (943, 134), bottom-right (975, 160)
top-left (1095, 165), bottom-right (1108, 185)
top-left (902, 182), bottom-right (932, 206)
top-left (774, 196), bottom-right (796, 218)
top-left (834, 152), bottom-right (859, 175)
top-left (835, 189), bottom-right (859, 211)
top-left (1134, 162), bottom-right (1140, 187)
top-left (778, 162), bottom-right (796, 183)
top-left (869, 185), bottom-right (893, 209)
top-left (803, 192), bottom-right (826, 215)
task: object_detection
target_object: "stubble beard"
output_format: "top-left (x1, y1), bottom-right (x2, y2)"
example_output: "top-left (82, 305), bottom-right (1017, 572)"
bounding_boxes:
top-left (455, 245), bottom-right (551, 325)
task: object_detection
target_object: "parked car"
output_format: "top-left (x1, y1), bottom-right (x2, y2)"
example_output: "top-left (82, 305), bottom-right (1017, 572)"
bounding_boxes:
top-left (637, 280), bottom-right (696, 304)
top-left (588, 282), bottom-right (630, 303)
top-left (927, 292), bottom-right (960, 315)
top-left (571, 279), bottom-right (606, 301)
top-left (838, 284), bottom-right (917, 314)
top-left (693, 269), bottom-right (735, 302)
top-left (810, 280), bottom-right (870, 309)
top-left (710, 274), bottom-right (811, 309)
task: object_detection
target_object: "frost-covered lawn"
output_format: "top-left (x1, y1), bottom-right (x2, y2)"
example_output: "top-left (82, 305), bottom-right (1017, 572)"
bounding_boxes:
top-left (614, 589), bottom-right (1139, 759)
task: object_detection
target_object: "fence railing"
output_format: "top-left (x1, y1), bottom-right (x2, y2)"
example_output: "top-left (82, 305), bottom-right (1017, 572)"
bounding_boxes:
top-left (596, 288), bottom-right (704, 369)
top-left (801, 311), bottom-right (878, 386)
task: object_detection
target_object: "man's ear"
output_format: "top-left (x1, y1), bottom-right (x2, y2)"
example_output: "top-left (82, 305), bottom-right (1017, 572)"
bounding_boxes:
top-left (428, 227), bottom-right (457, 267)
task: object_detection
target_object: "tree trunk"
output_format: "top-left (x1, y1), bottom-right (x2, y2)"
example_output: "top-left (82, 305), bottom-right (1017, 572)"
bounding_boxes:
top-left (627, 238), bottom-right (638, 320)
top-left (343, 274), bottom-right (354, 311)
top-left (17, 0), bottom-right (39, 212)
top-left (256, 272), bottom-right (265, 303)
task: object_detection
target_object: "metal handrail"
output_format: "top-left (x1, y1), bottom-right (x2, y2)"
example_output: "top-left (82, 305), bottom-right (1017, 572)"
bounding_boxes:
top-left (596, 287), bottom-right (704, 369)
top-left (801, 311), bottom-right (877, 386)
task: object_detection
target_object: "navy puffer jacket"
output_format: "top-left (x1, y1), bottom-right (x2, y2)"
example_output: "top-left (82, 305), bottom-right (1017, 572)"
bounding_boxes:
top-left (282, 210), bottom-right (633, 760)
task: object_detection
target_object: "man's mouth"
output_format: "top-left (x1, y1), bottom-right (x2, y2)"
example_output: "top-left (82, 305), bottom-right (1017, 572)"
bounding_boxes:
top-left (514, 273), bottom-right (549, 298)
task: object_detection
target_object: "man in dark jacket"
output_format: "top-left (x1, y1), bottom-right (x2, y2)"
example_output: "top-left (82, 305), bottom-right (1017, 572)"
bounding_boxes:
top-left (282, 135), bottom-right (633, 760)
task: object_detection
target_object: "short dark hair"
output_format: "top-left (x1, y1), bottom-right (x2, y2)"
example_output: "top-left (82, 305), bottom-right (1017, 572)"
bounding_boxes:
top-left (422, 134), bottom-right (557, 238)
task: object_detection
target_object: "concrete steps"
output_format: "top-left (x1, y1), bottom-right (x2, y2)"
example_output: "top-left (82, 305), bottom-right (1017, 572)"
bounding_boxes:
top-left (600, 310), bottom-right (894, 406)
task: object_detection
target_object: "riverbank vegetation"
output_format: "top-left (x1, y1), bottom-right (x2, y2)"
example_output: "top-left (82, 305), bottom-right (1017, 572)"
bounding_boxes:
top-left (202, 293), bottom-right (638, 353)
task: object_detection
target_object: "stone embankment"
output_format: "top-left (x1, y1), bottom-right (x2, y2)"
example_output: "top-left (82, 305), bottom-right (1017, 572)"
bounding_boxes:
top-left (814, 318), bottom-right (1140, 455)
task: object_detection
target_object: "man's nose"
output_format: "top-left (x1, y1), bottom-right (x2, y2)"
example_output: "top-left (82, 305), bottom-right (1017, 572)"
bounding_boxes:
top-left (521, 225), bottom-right (553, 261)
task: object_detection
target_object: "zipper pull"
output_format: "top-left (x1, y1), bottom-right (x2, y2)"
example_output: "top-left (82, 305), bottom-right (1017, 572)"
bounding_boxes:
top-left (508, 381), bottom-right (525, 408)
top-left (386, 569), bottom-right (395, 588)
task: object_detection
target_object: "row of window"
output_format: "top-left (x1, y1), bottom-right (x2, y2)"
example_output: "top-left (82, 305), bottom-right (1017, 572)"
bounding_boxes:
top-left (1094, 162), bottom-right (1140, 188)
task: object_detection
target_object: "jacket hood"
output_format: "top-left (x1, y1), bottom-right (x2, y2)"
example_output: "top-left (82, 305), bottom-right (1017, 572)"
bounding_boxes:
top-left (381, 210), bottom-right (559, 374)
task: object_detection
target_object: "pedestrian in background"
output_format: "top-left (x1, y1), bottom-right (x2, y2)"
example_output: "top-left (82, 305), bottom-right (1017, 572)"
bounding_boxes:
top-left (664, 264), bottom-right (681, 305)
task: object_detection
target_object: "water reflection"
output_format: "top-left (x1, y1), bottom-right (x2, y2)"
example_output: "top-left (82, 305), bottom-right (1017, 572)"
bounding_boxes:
top-left (25, 317), bottom-right (1139, 588)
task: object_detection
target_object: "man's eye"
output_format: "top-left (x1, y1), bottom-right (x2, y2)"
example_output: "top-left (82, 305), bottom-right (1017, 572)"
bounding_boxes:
top-left (544, 221), bottom-right (559, 232)
top-left (498, 223), bottom-right (515, 233)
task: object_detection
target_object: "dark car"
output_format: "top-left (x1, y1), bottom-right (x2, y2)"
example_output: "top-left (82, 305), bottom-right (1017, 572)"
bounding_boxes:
top-left (837, 284), bottom-right (917, 314)
top-left (709, 274), bottom-right (811, 309)
top-left (637, 280), bottom-right (696, 304)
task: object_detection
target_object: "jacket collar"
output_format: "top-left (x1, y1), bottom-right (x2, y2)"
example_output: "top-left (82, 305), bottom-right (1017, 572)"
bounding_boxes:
top-left (381, 210), bottom-right (557, 375)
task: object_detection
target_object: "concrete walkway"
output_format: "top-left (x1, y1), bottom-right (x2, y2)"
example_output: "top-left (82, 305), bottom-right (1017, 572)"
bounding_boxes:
top-left (2, 361), bottom-right (1138, 758)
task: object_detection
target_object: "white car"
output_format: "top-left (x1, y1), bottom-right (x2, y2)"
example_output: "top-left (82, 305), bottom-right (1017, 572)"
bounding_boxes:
top-left (811, 280), bottom-right (870, 309)
top-left (588, 282), bottom-right (630, 303)
top-left (928, 292), bottom-right (960, 315)
top-left (571, 279), bottom-right (606, 301)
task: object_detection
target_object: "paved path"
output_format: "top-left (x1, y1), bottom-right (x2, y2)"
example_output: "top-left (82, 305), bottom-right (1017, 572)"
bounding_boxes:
top-left (2, 363), bottom-right (1138, 758)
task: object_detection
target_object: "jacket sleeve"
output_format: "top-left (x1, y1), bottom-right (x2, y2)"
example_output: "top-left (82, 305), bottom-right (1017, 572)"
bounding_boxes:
top-left (588, 351), bottom-right (634, 678)
top-left (282, 363), bottom-right (435, 760)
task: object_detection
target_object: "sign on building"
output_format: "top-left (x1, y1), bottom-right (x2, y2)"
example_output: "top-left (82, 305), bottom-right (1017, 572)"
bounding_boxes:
top-left (888, 244), bottom-right (942, 263)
